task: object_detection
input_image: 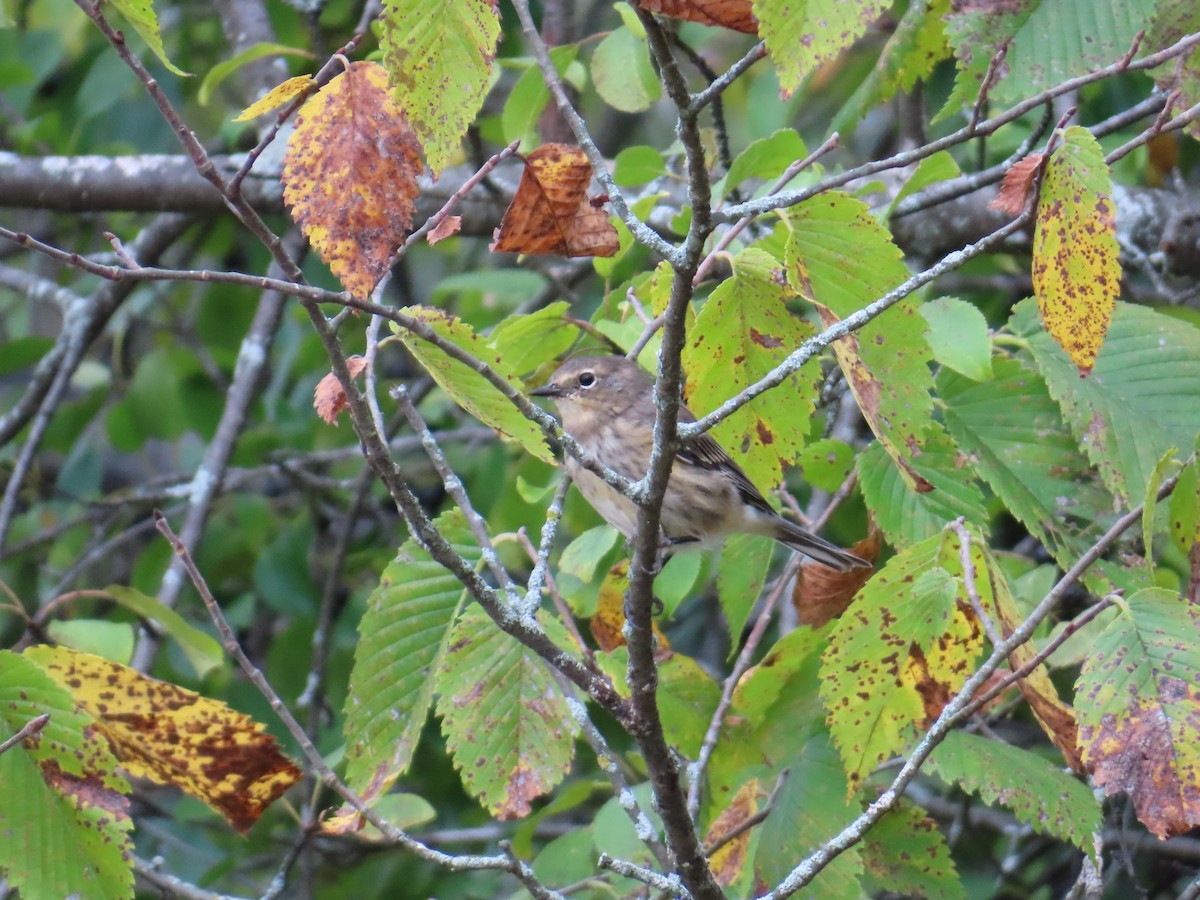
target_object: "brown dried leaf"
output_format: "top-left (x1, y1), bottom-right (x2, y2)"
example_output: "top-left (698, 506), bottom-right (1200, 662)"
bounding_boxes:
top-left (491, 143), bottom-right (620, 258)
top-left (793, 529), bottom-right (880, 627)
top-left (283, 61), bottom-right (423, 298)
top-left (28, 646), bottom-right (301, 834)
top-left (314, 355), bottom-right (369, 425)
top-left (989, 151), bottom-right (1045, 217)
top-left (426, 215), bottom-right (463, 245)
top-left (635, 0), bottom-right (758, 34)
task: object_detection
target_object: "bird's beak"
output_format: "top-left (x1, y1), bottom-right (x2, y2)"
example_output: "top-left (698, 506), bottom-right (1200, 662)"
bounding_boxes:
top-left (530, 383), bottom-right (562, 398)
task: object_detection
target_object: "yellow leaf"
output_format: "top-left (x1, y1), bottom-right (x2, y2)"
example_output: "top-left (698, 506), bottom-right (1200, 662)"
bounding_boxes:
top-left (1032, 127), bottom-right (1121, 374)
top-left (25, 646), bottom-right (301, 833)
top-left (234, 74), bottom-right (315, 121)
top-left (706, 778), bottom-right (761, 887)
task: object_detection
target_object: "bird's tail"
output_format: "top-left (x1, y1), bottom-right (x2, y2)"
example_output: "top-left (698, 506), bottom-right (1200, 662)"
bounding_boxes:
top-left (771, 519), bottom-right (871, 572)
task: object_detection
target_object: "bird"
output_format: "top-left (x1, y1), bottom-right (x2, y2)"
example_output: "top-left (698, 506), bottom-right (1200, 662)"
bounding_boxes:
top-left (531, 355), bottom-right (870, 572)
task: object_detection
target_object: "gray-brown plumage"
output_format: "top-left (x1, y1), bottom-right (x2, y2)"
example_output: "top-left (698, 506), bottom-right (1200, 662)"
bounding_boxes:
top-left (531, 355), bottom-right (870, 572)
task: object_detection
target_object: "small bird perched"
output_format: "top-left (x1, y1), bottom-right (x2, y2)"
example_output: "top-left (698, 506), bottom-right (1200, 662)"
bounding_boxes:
top-left (531, 355), bottom-right (870, 572)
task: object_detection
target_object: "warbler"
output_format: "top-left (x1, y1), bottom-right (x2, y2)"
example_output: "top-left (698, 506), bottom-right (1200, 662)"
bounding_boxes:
top-left (531, 355), bottom-right (870, 572)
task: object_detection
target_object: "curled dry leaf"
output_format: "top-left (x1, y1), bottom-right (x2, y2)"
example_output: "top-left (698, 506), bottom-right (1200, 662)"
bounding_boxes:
top-left (491, 143), bottom-right (620, 258)
top-left (989, 151), bottom-right (1046, 217)
top-left (282, 61), bottom-right (423, 298)
top-left (793, 529), bottom-right (881, 627)
top-left (314, 355), bottom-right (369, 425)
top-left (635, 0), bottom-right (758, 35)
top-left (426, 215), bottom-right (463, 245)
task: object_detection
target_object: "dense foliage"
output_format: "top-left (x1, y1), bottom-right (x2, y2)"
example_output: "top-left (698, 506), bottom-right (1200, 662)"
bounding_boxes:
top-left (2, 0), bottom-right (1200, 898)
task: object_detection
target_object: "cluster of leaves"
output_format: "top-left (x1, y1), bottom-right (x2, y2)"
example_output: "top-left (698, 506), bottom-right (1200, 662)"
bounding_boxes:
top-left (2, 0), bottom-right (1200, 898)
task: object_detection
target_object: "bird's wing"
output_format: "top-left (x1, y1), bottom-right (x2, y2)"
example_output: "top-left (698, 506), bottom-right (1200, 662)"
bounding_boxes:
top-left (676, 430), bottom-right (776, 515)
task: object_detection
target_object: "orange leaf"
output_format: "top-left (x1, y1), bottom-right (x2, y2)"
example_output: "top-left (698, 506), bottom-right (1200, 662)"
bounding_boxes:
top-left (491, 143), bottom-right (620, 258)
top-left (793, 530), bottom-right (880, 627)
top-left (27, 646), bottom-right (302, 834)
top-left (283, 61), bottom-right (423, 298)
top-left (705, 778), bottom-right (761, 886)
top-left (635, 0), bottom-right (757, 34)
top-left (988, 151), bottom-right (1045, 217)
top-left (590, 561), bottom-right (670, 658)
top-left (314, 355), bottom-right (369, 425)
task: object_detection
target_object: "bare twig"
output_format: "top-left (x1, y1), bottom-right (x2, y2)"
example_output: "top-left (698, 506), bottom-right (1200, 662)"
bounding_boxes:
top-left (0, 714), bottom-right (49, 757)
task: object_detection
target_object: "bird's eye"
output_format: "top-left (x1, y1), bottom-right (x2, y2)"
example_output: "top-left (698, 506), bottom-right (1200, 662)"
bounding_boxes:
top-left (578, 371), bottom-right (596, 388)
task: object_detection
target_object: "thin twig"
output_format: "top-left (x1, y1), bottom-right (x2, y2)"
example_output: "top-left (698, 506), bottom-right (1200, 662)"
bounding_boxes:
top-left (391, 384), bottom-right (520, 605)
top-left (687, 555), bottom-right (801, 818)
top-left (757, 474), bottom-right (1180, 899)
top-left (597, 853), bottom-right (691, 897)
top-left (152, 511), bottom-right (572, 887)
top-left (0, 714), bottom-right (49, 757)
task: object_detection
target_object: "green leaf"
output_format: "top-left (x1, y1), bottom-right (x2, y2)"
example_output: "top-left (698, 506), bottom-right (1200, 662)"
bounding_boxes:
top-left (861, 799), bottom-right (966, 900)
top-left (436, 608), bottom-right (579, 818)
top-left (654, 552), bottom-right (705, 618)
top-left (395, 306), bottom-right (555, 463)
top-left (719, 128), bottom-right (807, 201)
top-left (198, 43), bottom-right (312, 105)
top-left (683, 247), bottom-right (819, 490)
top-left (752, 0), bottom-right (889, 98)
top-left (379, 0), bottom-right (502, 173)
top-left (1075, 587), bottom-right (1200, 839)
top-left (795, 438), bottom-right (855, 493)
top-left (939, 356), bottom-right (1115, 569)
top-left (832, 0), bottom-right (952, 135)
top-left (786, 192), bottom-right (935, 486)
top-left (656, 653), bottom-right (721, 757)
top-left (857, 428), bottom-right (989, 549)
top-left (1017, 298), bottom-right (1200, 506)
top-left (591, 25), bottom-right (660, 113)
top-left (45, 619), bottom-right (135, 665)
top-left (995, 0), bottom-right (1155, 106)
top-left (501, 48), bottom-right (578, 150)
top-left (708, 626), bottom-right (830, 802)
top-left (928, 731), bottom-right (1101, 855)
top-left (107, 0), bottom-right (189, 76)
top-left (342, 512), bottom-right (482, 797)
top-left (102, 585), bottom-right (224, 678)
top-left (920, 296), bottom-right (993, 381)
top-left (888, 149), bottom-right (962, 217)
top-left (1143, 449), bottom-right (1182, 575)
top-left (0, 650), bottom-right (134, 900)
top-left (613, 145), bottom-right (668, 186)
top-left (559, 524), bottom-right (622, 583)
top-left (488, 302), bottom-right (579, 375)
top-left (1168, 450), bottom-right (1200, 557)
top-left (1147, 0), bottom-right (1200, 139)
top-left (935, 0), bottom-right (1026, 121)
top-left (821, 527), bottom-right (984, 788)
top-left (754, 733), bottom-right (863, 897)
top-left (718, 534), bottom-right (774, 646)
